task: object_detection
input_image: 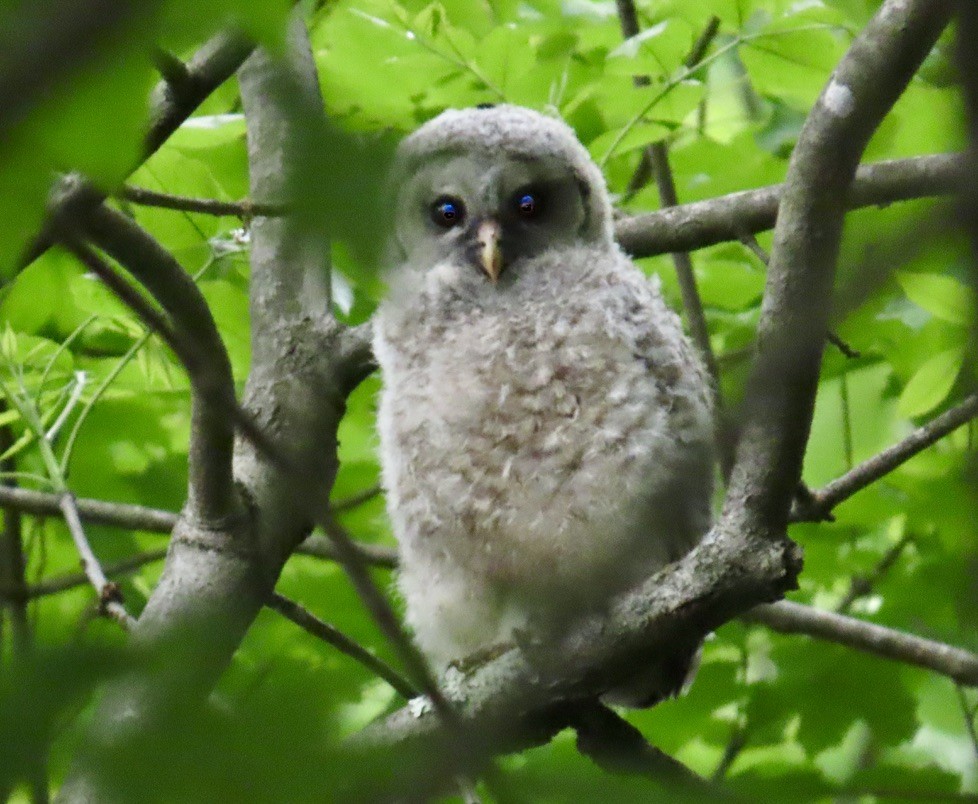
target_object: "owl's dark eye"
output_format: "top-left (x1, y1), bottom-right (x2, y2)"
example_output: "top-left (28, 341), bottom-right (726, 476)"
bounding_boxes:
top-left (431, 196), bottom-right (465, 228)
top-left (515, 191), bottom-right (541, 219)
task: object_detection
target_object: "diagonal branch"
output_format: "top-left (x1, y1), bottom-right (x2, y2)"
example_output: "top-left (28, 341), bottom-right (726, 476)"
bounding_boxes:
top-left (794, 393), bottom-right (978, 521)
top-left (268, 593), bottom-right (417, 699)
top-left (58, 494), bottom-right (135, 629)
top-left (61, 215), bottom-right (238, 527)
top-left (561, 699), bottom-right (727, 796)
top-left (615, 153), bottom-right (962, 258)
top-left (723, 0), bottom-right (953, 538)
top-left (22, 29), bottom-right (256, 268)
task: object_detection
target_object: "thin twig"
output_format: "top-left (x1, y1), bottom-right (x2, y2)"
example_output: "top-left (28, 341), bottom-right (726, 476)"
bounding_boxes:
top-left (0, 485), bottom-right (398, 565)
top-left (741, 235), bottom-right (861, 361)
top-left (957, 684), bottom-right (978, 762)
top-left (711, 724), bottom-right (748, 781)
top-left (649, 143), bottom-right (716, 382)
top-left (0, 372), bottom-right (136, 628)
top-left (2, 549), bottom-right (167, 601)
top-left (121, 185), bottom-right (287, 218)
top-left (836, 533), bottom-right (914, 614)
top-left (296, 534), bottom-right (397, 569)
top-left (739, 232), bottom-right (770, 265)
top-left (268, 593), bottom-right (417, 699)
top-left (840, 372), bottom-right (854, 470)
top-left (827, 332), bottom-right (862, 359)
top-left (317, 514), bottom-right (458, 722)
top-left (330, 484), bottom-right (382, 513)
top-left (0, 485), bottom-right (177, 533)
top-left (795, 393), bottom-right (978, 520)
top-left (58, 493), bottom-right (134, 628)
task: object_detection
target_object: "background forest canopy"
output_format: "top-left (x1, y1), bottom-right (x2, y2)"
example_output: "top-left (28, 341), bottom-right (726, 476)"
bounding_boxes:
top-left (0, 0), bottom-right (976, 801)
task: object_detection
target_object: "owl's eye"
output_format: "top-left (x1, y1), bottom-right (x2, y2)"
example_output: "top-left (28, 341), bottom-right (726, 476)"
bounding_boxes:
top-left (515, 191), bottom-right (540, 219)
top-left (431, 196), bottom-right (465, 228)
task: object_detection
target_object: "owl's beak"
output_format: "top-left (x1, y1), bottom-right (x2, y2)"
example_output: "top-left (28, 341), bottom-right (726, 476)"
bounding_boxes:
top-left (476, 219), bottom-right (503, 283)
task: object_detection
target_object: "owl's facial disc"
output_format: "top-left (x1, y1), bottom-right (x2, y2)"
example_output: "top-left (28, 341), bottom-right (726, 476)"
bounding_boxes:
top-left (394, 152), bottom-right (589, 288)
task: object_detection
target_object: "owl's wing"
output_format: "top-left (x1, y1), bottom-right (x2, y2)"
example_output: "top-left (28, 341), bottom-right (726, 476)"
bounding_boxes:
top-left (608, 258), bottom-right (716, 556)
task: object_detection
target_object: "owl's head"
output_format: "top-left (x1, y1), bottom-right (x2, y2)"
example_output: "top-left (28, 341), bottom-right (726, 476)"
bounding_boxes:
top-left (385, 105), bottom-right (613, 292)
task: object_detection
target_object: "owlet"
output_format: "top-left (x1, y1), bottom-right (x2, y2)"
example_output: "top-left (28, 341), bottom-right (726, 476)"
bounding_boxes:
top-left (374, 104), bottom-right (714, 702)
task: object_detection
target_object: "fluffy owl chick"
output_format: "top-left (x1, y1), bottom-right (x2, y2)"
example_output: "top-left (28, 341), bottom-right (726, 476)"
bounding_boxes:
top-left (374, 105), bottom-right (714, 699)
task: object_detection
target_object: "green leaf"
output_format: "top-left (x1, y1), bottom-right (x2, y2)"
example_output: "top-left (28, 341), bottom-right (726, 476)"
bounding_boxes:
top-left (896, 271), bottom-right (975, 326)
top-left (897, 347), bottom-right (964, 418)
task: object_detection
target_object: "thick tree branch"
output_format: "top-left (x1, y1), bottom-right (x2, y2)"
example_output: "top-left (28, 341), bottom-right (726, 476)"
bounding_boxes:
top-left (615, 153), bottom-right (962, 258)
top-left (56, 20), bottom-right (351, 802)
top-left (237, 20), bottom-right (458, 729)
top-left (23, 29), bottom-right (256, 268)
top-left (723, 0), bottom-right (953, 538)
top-left (561, 699), bottom-right (724, 797)
top-left (62, 209), bottom-right (239, 527)
top-left (746, 601), bottom-right (978, 686)
top-left (794, 393), bottom-right (978, 521)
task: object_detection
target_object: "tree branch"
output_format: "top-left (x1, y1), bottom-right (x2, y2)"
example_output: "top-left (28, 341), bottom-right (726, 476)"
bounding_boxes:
top-left (57, 494), bottom-right (135, 629)
top-left (723, 0), bottom-right (953, 538)
top-left (794, 393), bottom-right (978, 521)
top-left (2, 549), bottom-right (167, 600)
top-left (836, 533), bottom-right (914, 613)
top-left (238, 19), bottom-right (458, 729)
top-left (0, 485), bottom-right (178, 533)
top-left (267, 593), bottom-right (417, 699)
top-left (57, 20), bottom-right (356, 801)
top-left (561, 699), bottom-right (726, 797)
top-left (22, 29), bottom-right (256, 268)
top-left (0, 484), bottom-right (397, 566)
top-left (61, 211), bottom-right (239, 527)
top-left (614, 153), bottom-right (962, 258)
top-left (120, 185), bottom-right (287, 218)
top-left (746, 601), bottom-right (978, 686)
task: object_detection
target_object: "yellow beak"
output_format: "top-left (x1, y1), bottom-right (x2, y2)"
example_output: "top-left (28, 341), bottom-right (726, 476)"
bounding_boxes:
top-left (476, 220), bottom-right (503, 283)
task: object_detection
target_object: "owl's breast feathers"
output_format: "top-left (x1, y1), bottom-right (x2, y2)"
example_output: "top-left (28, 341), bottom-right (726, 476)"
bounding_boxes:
top-left (376, 247), bottom-right (713, 626)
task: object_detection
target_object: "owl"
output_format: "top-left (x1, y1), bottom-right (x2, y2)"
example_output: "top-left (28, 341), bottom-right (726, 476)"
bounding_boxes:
top-left (373, 105), bottom-right (714, 703)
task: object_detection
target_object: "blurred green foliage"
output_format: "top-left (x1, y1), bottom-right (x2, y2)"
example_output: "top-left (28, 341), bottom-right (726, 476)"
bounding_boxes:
top-left (0, 0), bottom-right (975, 801)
